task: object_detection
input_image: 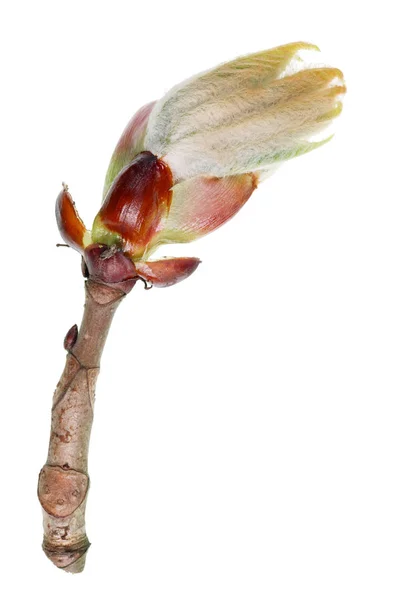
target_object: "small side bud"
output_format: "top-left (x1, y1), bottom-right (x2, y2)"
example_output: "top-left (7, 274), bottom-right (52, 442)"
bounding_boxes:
top-left (64, 324), bottom-right (78, 351)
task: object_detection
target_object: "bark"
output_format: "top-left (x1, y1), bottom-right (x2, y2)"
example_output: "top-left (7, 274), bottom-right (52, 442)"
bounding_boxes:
top-left (38, 279), bottom-right (126, 573)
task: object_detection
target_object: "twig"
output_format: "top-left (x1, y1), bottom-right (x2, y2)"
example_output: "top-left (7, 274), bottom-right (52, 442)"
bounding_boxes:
top-left (38, 280), bottom-right (126, 572)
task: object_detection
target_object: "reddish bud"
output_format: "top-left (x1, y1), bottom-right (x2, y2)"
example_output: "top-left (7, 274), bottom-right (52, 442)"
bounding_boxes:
top-left (93, 152), bottom-right (173, 259)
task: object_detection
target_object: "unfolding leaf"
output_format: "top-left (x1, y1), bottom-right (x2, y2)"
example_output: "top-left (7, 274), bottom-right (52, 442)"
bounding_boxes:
top-left (145, 42), bottom-right (319, 157)
top-left (161, 70), bottom-right (345, 180)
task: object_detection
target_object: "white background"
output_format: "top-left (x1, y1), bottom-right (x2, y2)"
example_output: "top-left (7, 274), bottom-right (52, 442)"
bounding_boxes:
top-left (0, 1), bottom-right (398, 598)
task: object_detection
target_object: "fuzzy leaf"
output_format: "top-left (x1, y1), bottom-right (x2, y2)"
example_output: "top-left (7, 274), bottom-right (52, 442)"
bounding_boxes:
top-left (145, 42), bottom-right (319, 157)
top-left (144, 43), bottom-right (345, 181)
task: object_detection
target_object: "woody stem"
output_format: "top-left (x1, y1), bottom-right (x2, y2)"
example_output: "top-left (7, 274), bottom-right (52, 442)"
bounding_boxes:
top-left (38, 279), bottom-right (126, 573)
